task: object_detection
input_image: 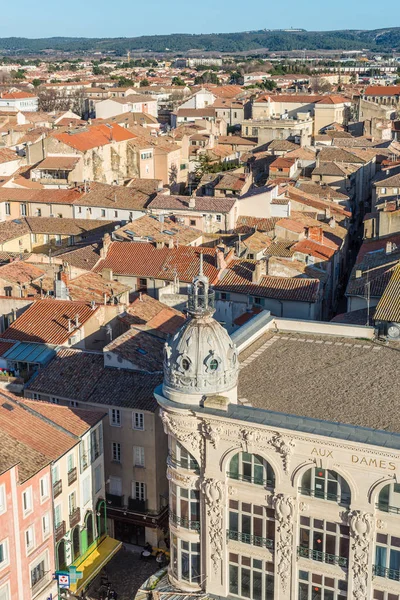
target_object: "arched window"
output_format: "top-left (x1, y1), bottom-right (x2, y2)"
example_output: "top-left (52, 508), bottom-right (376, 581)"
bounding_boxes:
top-left (86, 513), bottom-right (94, 546)
top-left (300, 468), bottom-right (351, 506)
top-left (378, 483), bottom-right (400, 514)
top-left (169, 439), bottom-right (199, 473)
top-left (72, 526), bottom-right (80, 561)
top-left (57, 539), bottom-right (67, 571)
top-left (228, 452), bottom-right (275, 489)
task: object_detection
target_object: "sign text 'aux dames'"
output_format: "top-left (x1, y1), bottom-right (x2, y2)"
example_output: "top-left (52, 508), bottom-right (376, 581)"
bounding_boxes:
top-left (310, 447), bottom-right (396, 471)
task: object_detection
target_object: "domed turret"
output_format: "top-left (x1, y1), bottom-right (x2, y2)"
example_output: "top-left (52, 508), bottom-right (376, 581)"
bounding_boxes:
top-left (163, 254), bottom-right (238, 406)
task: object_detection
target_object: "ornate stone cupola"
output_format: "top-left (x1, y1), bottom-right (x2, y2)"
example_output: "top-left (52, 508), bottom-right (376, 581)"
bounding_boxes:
top-left (163, 254), bottom-right (238, 406)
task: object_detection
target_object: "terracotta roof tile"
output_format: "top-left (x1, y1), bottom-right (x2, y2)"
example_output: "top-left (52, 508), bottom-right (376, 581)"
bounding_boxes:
top-left (54, 123), bottom-right (136, 152)
top-left (1, 299), bottom-right (99, 345)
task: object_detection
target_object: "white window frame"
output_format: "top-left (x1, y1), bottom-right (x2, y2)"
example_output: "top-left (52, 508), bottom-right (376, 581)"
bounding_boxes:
top-left (4, 203), bottom-right (10, 216)
top-left (112, 442), bottom-right (121, 463)
top-left (132, 481), bottom-right (146, 501)
top-left (40, 475), bottom-right (49, 503)
top-left (25, 526), bottom-right (35, 555)
top-left (0, 485), bottom-right (5, 515)
top-left (133, 446), bottom-right (145, 467)
top-left (94, 464), bottom-right (102, 494)
top-left (0, 539), bottom-right (9, 571)
top-left (22, 487), bottom-right (33, 517)
top-left (0, 582), bottom-right (10, 600)
top-left (42, 513), bottom-right (50, 540)
top-left (133, 411), bottom-right (144, 430)
top-left (109, 408), bottom-right (121, 427)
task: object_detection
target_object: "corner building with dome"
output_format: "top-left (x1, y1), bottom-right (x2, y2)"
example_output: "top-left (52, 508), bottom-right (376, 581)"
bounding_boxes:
top-left (154, 262), bottom-right (400, 600)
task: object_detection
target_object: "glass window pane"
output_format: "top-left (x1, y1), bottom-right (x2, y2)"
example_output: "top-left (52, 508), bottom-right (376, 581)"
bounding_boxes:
top-left (253, 571), bottom-right (262, 600)
top-left (241, 567), bottom-right (251, 598)
top-left (229, 565), bottom-right (238, 595)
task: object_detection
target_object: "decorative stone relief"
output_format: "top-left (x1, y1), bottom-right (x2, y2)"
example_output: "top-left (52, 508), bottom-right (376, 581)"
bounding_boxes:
top-left (240, 428), bottom-right (262, 452)
top-left (228, 486), bottom-right (238, 496)
top-left (202, 478), bottom-right (224, 573)
top-left (273, 494), bottom-right (294, 593)
top-left (159, 409), bottom-right (202, 456)
top-left (201, 420), bottom-right (223, 449)
top-left (270, 433), bottom-right (295, 474)
top-left (166, 465), bottom-right (199, 489)
top-left (299, 501), bottom-right (309, 512)
top-left (349, 511), bottom-right (373, 600)
top-left (376, 519), bottom-right (386, 530)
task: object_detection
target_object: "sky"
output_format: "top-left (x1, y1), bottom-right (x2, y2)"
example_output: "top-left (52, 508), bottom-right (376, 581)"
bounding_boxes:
top-left (0, 0), bottom-right (395, 38)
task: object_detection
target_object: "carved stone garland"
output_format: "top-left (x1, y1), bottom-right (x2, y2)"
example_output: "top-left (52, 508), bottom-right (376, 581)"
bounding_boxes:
top-left (349, 510), bottom-right (373, 600)
top-left (202, 478), bottom-right (224, 573)
top-left (273, 494), bottom-right (294, 593)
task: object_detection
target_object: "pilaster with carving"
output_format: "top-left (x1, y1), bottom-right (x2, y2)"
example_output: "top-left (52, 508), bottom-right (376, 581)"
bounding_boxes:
top-left (202, 478), bottom-right (225, 586)
top-left (273, 494), bottom-right (295, 599)
top-left (348, 510), bottom-right (374, 600)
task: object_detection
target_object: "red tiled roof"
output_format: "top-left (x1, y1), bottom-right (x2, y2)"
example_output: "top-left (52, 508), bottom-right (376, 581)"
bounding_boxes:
top-left (22, 398), bottom-right (104, 436)
top-left (1, 91), bottom-right (36, 99)
top-left (364, 85), bottom-right (400, 96)
top-left (54, 123), bottom-right (136, 152)
top-left (215, 259), bottom-right (320, 302)
top-left (95, 241), bottom-right (219, 283)
top-left (256, 94), bottom-right (321, 104)
top-left (1, 299), bottom-right (99, 345)
top-left (292, 239), bottom-right (336, 260)
top-left (316, 95), bottom-right (348, 104)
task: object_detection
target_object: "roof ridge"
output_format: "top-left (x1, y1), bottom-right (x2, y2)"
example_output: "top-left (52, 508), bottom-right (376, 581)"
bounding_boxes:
top-left (0, 393), bottom-right (80, 442)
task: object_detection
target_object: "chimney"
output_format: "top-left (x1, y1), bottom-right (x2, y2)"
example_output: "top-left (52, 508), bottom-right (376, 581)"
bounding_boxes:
top-left (75, 314), bottom-right (80, 328)
top-left (329, 217), bottom-right (336, 229)
top-left (68, 319), bottom-right (73, 332)
top-left (216, 248), bottom-right (227, 271)
top-left (189, 194), bottom-right (196, 209)
top-left (100, 233), bottom-right (112, 259)
top-left (386, 241), bottom-right (393, 254)
top-left (307, 226), bottom-right (324, 244)
top-left (355, 269), bottom-right (363, 279)
top-left (252, 259), bottom-right (267, 284)
top-left (102, 267), bottom-right (113, 281)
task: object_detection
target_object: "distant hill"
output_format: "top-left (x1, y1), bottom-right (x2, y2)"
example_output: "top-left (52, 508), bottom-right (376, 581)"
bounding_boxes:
top-left (1, 28), bottom-right (400, 55)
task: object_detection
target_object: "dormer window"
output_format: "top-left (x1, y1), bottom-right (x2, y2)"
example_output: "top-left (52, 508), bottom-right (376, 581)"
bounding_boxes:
top-left (182, 358), bottom-right (190, 371)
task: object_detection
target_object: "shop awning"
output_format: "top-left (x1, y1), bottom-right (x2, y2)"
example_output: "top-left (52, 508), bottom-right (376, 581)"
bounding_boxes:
top-left (69, 536), bottom-right (122, 594)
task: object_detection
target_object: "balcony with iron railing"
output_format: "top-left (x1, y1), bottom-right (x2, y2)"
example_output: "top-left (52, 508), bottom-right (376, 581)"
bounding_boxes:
top-left (55, 521), bottom-right (66, 543)
top-left (128, 497), bottom-right (148, 512)
top-left (376, 502), bottom-right (400, 515)
top-left (297, 546), bottom-right (348, 568)
top-left (69, 507), bottom-right (81, 529)
top-left (373, 564), bottom-right (400, 581)
top-left (169, 511), bottom-right (200, 532)
top-left (106, 493), bottom-right (124, 508)
top-left (227, 529), bottom-right (274, 549)
top-left (227, 472), bottom-right (275, 490)
top-left (68, 467), bottom-right (77, 486)
top-left (298, 487), bottom-right (351, 507)
top-left (53, 479), bottom-right (62, 499)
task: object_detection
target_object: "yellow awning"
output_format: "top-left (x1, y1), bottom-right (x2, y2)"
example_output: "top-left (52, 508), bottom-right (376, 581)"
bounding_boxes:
top-left (69, 535), bottom-right (122, 593)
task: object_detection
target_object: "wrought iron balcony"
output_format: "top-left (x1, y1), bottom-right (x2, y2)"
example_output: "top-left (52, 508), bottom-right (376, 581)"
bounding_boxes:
top-left (298, 487), bottom-right (351, 507)
top-left (69, 507), bottom-right (81, 528)
top-left (67, 467), bottom-right (77, 486)
top-left (169, 511), bottom-right (200, 532)
top-left (55, 521), bottom-right (66, 543)
top-left (106, 493), bottom-right (124, 508)
top-left (227, 471), bottom-right (275, 489)
top-left (373, 564), bottom-right (400, 581)
top-left (297, 546), bottom-right (348, 568)
top-left (376, 502), bottom-right (400, 515)
top-left (128, 497), bottom-right (148, 512)
top-left (53, 479), bottom-right (62, 498)
top-left (227, 529), bottom-right (274, 549)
